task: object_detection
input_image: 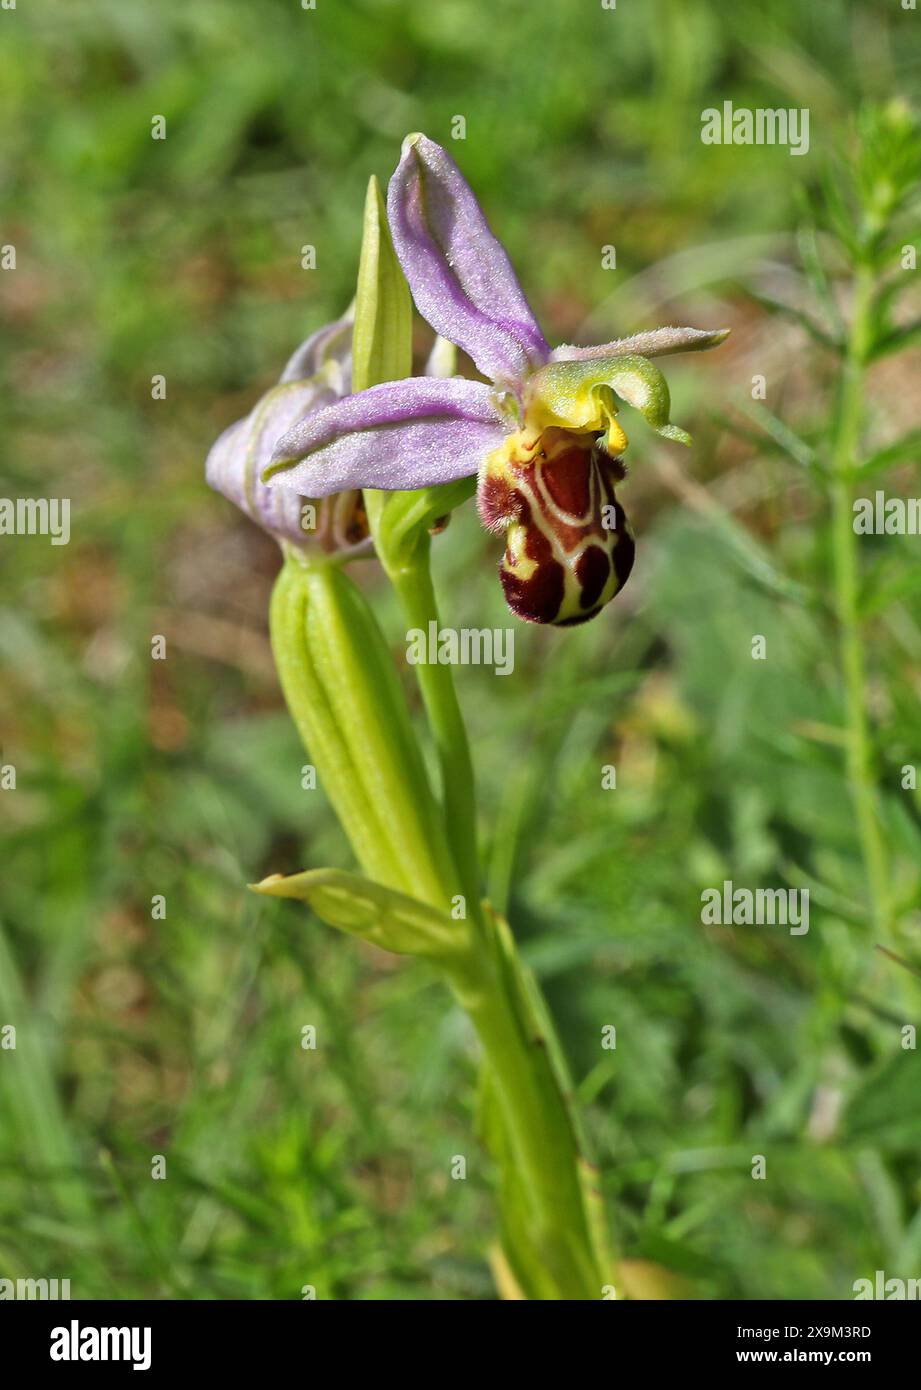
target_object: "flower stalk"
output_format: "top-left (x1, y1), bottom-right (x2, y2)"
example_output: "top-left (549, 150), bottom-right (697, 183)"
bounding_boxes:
top-left (829, 261), bottom-right (892, 943)
top-left (388, 546), bottom-right (482, 910)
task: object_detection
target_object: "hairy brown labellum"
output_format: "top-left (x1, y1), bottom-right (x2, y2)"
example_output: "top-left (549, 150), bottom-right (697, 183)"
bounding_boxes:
top-left (477, 427), bottom-right (635, 625)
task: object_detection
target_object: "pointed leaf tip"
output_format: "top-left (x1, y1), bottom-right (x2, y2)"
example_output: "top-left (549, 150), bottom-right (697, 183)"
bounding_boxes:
top-left (249, 874), bottom-right (288, 895)
top-left (352, 174), bottom-right (413, 395)
top-left (249, 867), bottom-right (467, 959)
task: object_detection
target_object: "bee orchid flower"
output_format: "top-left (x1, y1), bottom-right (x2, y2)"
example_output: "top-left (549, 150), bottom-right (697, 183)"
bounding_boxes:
top-left (265, 134), bottom-right (728, 625)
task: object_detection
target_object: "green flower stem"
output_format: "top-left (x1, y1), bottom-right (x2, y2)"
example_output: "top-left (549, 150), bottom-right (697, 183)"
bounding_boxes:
top-left (445, 912), bottom-right (608, 1299)
top-left (270, 551), bottom-right (457, 911)
top-left (387, 537), bottom-right (482, 916)
top-left (829, 262), bottom-right (892, 941)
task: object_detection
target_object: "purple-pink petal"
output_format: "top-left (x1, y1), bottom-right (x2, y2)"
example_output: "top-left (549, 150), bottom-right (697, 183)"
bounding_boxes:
top-left (387, 134), bottom-right (550, 391)
top-left (279, 310), bottom-right (354, 385)
top-left (552, 326), bottom-right (730, 362)
top-left (266, 376), bottom-right (510, 496)
top-left (206, 379), bottom-right (338, 546)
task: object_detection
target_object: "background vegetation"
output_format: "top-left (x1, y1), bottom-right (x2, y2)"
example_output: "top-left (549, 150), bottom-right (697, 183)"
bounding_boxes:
top-left (1, 0), bottom-right (919, 1299)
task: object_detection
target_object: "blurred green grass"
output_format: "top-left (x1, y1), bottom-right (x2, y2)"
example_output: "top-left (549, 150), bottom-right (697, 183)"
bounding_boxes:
top-left (1, 0), bottom-right (920, 1298)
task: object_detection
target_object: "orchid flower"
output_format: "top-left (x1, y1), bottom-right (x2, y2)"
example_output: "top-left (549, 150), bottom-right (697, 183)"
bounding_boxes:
top-left (264, 134), bottom-right (728, 625)
top-left (205, 308), bottom-right (372, 557)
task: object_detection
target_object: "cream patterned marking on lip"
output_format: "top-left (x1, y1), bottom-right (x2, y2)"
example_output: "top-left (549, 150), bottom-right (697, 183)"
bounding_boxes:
top-left (478, 426), bottom-right (634, 625)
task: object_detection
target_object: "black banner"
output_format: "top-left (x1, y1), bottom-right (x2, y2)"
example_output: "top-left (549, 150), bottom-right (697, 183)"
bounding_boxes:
top-left (2, 1298), bottom-right (917, 1376)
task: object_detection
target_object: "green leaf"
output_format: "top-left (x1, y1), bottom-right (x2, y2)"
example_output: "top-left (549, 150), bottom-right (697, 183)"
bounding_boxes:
top-left (734, 398), bottom-right (819, 471)
top-left (817, 162), bottom-right (861, 259)
top-left (251, 867), bottom-right (466, 960)
top-left (873, 268), bottom-right (917, 322)
top-left (860, 561), bottom-right (921, 618)
top-left (859, 427), bottom-right (921, 479)
top-left (468, 907), bottom-right (612, 1294)
top-left (476, 1066), bottom-right (561, 1300)
top-left (0, 919), bottom-right (92, 1222)
top-left (869, 318), bottom-right (921, 362)
top-left (743, 288), bottom-right (841, 354)
top-left (842, 1051), bottom-right (921, 1150)
top-left (269, 558), bottom-right (458, 906)
top-left (794, 215), bottom-right (845, 339)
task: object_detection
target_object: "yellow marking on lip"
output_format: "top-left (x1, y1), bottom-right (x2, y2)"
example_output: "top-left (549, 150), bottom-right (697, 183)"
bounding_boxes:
top-left (503, 522), bottom-right (538, 580)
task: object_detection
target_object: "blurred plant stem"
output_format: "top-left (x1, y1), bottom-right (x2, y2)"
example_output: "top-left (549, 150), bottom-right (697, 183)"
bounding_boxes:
top-left (0, 921), bottom-right (93, 1223)
top-left (829, 262), bottom-right (893, 943)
